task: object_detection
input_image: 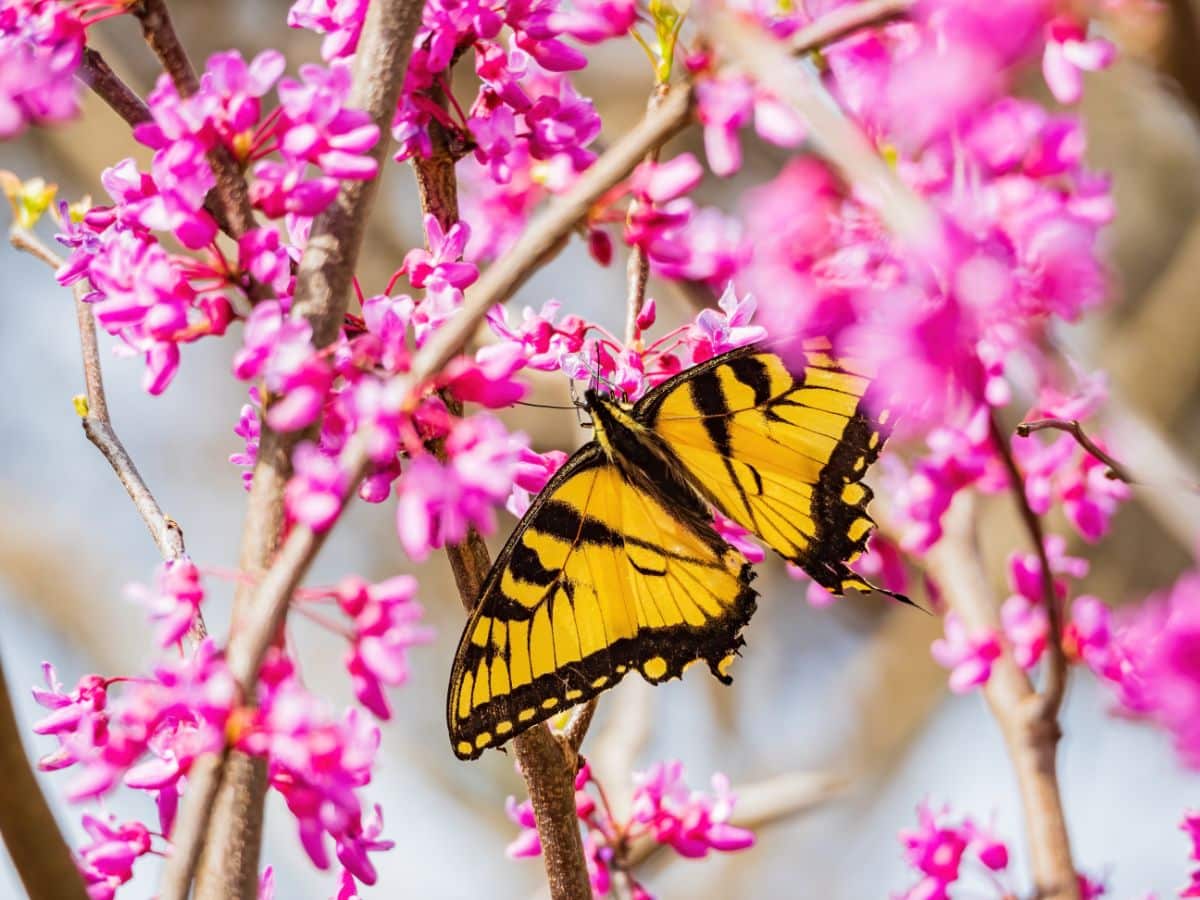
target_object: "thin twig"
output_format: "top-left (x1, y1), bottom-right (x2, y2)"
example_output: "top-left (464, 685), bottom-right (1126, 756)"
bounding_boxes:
top-left (924, 498), bottom-right (1079, 900)
top-left (789, 0), bottom-right (913, 55)
top-left (1016, 418), bottom-right (1134, 484)
top-left (0, 655), bottom-right (91, 900)
top-left (623, 83), bottom-right (670, 346)
top-left (10, 228), bottom-right (199, 635)
top-left (989, 414), bottom-right (1067, 719)
top-left (710, 10), bottom-right (937, 246)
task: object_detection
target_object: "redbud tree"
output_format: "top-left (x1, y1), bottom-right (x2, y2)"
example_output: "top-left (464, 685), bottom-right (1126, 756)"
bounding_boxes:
top-left (1, 0), bottom-right (1198, 898)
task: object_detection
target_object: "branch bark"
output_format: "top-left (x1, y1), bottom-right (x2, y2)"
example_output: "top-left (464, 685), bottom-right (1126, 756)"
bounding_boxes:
top-left (924, 498), bottom-right (1078, 900)
top-left (179, 3), bottom-right (427, 899)
top-left (789, 0), bottom-right (912, 55)
top-left (0, 655), bottom-right (91, 900)
top-left (413, 83), bottom-right (593, 900)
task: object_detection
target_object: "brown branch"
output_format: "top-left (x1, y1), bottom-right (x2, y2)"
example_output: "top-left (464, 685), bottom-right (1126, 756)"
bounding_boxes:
top-left (159, 4), bottom-right (422, 899)
top-left (924, 498), bottom-right (1078, 900)
top-left (710, 10), bottom-right (936, 245)
top-left (10, 228), bottom-right (201, 639)
top-left (0, 655), bottom-right (91, 900)
top-left (1016, 418), bottom-right (1134, 484)
top-left (789, 0), bottom-right (912, 55)
top-left (131, 0), bottom-right (257, 239)
top-left (989, 414), bottom-right (1067, 719)
top-left (414, 81), bottom-right (593, 899)
top-left (161, 79), bottom-right (696, 900)
top-left (77, 47), bottom-right (152, 127)
top-left (623, 82), bottom-right (670, 345)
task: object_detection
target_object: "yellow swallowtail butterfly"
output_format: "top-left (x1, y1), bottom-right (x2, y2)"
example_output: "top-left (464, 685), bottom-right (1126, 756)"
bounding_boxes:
top-left (447, 339), bottom-right (904, 759)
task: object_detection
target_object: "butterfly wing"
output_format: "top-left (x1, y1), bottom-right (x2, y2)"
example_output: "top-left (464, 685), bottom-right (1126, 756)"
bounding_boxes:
top-left (636, 341), bottom-right (903, 600)
top-left (447, 443), bottom-right (757, 760)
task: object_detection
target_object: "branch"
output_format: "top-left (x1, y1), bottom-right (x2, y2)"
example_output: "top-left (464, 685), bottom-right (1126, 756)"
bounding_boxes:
top-left (77, 47), bottom-right (152, 127)
top-left (131, 0), bottom-right (257, 238)
top-left (709, 10), bottom-right (936, 246)
top-left (789, 0), bottom-right (912, 55)
top-left (924, 498), bottom-right (1079, 900)
top-left (0, 654), bottom-right (91, 900)
top-left (413, 80), bottom-right (593, 899)
top-left (989, 414), bottom-right (1067, 719)
top-left (163, 4), bottom-right (424, 898)
top-left (1016, 418), bottom-right (1134, 484)
top-left (161, 77), bottom-right (696, 900)
top-left (9, 228), bottom-right (200, 638)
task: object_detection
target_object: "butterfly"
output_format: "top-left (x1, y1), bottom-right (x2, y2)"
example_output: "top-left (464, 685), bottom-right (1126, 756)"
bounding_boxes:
top-left (447, 339), bottom-right (905, 760)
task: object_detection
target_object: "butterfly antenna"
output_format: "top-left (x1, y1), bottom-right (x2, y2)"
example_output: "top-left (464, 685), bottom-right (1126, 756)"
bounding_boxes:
top-left (513, 400), bottom-right (578, 411)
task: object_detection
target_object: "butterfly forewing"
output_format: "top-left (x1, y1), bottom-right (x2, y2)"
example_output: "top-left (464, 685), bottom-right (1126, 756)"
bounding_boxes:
top-left (636, 341), bottom-right (900, 599)
top-left (446, 444), bottom-right (756, 760)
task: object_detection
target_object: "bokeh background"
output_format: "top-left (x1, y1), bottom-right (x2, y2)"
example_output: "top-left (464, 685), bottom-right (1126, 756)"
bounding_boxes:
top-left (3, 1), bottom-right (1200, 897)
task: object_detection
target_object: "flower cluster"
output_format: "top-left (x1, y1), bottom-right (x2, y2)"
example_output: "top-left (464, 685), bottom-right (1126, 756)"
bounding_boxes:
top-left (1183, 811), bottom-right (1200, 898)
top-left (932, 537), bottom-right (1088, 693)
top-left (1071, 564), bottom-right (1200, 768)
top-left (508, 760), bottom-right (754, 897)
top-left (896, 801), bottom-right (1105, 900)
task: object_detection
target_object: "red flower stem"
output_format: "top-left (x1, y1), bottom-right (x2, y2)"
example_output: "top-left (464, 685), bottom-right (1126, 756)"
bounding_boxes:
top-left (160, 74), bottom-right (696, 900)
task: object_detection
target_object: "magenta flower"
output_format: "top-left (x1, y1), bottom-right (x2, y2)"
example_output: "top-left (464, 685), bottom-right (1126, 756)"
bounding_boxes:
top-left (1000, 594), bottom-right (1049, 671)
top-left (334, 575), bottom-right (434, 719)
top-left (402, 214), bottom-right (479, 299)
top-left (1042, 16), bottom-right (1115, 105)
top-left (75, 814), bottom-right (152, 900)
top-left (126, 558), bottom-right (206, 648)
top-left (931, 613), bottom-right (1002, 693)
top-left (507, 447), bottom-right (568, 516)
top-left (1182, 810), bottom-right (1200, 897)
top-left (629, 762), bottom-right (755, 858)
top-left (0, 2), bottom-right (86, 138)
top-left (686, 284), bottom-right (766, 362)
top-left (547, 0), bottom-right (636, 43)
top-left (288, 0), bottom-right (369, 59)
top-left (31, 664), bottom-right (109, 772)
top-left (233, 300), bottom-right (333, 431)
top-left (230, 399), bottom-right (262, 490)
top-left (285, 441), bottom-right (348, 532)
top-left (896, 802), bottom-right (1016, 899)
top-left (394, 414), bottom-right (525, 561)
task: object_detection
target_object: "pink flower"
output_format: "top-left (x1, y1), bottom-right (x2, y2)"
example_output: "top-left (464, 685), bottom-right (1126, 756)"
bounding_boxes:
top-left (442, 343), bottom-right (529, 408)
top-left (31, 664), bottom-right (109, 771)
top-left (548, 0), bottom-right (636, 43)
top-left (504, 796), bottom-right (542, 858)
top-left (900, 803), bottom-right (967, 885)
top-left (685, 284), bottom-right (766, 362)
top-left (395, 415), bottom-right (525, 561)
top-left (0, 2), bottom-right (85, 138)
top-left (507, 447), bottom-right (568, 516)
top-left (230, 400), bottom-right (262, 490)
top-left (1001, 593), bottom-right (1049, 670)
top-left (402, 214), bottom-right (479, 297)
top-left (931, 613), bottom-right (1001, 693)
top-left (126, 558), bottom-right (206, 648)
top-left (1182, 810), bottom-right (1200, 897)
top-left (285, 441), bottom-right (347, 531)
top-left (288, 0), bottom-right (369, 59)
top-left (233, 300), bottom-right (333, 431)
top-left (334, 575), bottom-right (434, 719)
top-left (629, 762), bottom-right (755, 858)
top-left (1042, 17), bottom-right (1115, 105)
top-left (75, 814), bottom-right (152, 900)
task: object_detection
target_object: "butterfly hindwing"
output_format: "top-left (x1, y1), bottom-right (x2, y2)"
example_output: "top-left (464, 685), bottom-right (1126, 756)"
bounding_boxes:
top-left (447, 444), bottom-right (757, 760)
top-left (636, 341), bottom-right (899, 599)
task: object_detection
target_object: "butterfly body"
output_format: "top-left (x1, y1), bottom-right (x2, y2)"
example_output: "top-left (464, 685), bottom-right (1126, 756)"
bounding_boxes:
top-left (448, 342), bottom-right (901, 760)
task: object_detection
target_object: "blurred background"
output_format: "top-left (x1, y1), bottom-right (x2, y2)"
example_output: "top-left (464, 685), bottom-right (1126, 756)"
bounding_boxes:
top-left (3, 1), bottom-right (1200, 897)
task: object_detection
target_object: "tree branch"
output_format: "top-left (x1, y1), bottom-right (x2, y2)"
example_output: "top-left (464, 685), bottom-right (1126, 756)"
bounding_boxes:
top-left (924, 498), bottom-right (1078, 900)
top-left (1016, 418), bottom-right (1134, 485)
top-left (175, 3), bottom-right (426, 898)
top-left (709, 10), bottom-right (936, 246)
top-left (77, 47), bottom-right (152, 127)
top-left (412, 78), bottom-right (593, 899)
top-left (9, 228), bottom-right (201, 640)
top-left (131, 0), bottom-right (257, 238)
top-left (989, 414), bottom-right (1068, 719)
top-left (789, 0), bottom-right (912, 55)
top-left (0, 654), bottom-right (91, 900)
